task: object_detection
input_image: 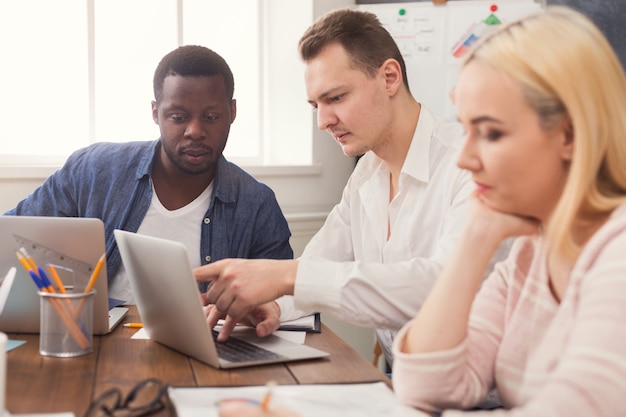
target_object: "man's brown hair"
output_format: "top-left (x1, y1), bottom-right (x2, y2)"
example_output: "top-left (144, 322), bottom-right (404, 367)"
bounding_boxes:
top-left (298, 8), bottom-right (410, 92)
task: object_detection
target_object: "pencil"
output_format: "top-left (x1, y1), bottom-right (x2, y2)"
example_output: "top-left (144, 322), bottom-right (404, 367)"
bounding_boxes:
top-left (18, 247), bottom-right (38, 272)
top-left (47, 265), bottom-right (68, 294)
top-left (85, 253), bottom-right (106, 293)
top-left (123, 323), bottom-right (143, 328)
top-left (47, 264), bottom-right (83, 318)
top-left (16, 250), bottom-right (34, 275)
top-left (75, 253), bottom-right (105, 316)
top-left (260, 381), bottom-right (276, 411)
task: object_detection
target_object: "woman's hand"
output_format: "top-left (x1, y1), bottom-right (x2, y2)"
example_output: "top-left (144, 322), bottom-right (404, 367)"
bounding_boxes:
top-left (468, 192), bottom-right (541, 245)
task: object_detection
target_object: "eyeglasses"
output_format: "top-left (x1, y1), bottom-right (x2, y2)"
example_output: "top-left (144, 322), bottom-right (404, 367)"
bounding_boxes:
top-left (84, 378), bottom-right (170, 417)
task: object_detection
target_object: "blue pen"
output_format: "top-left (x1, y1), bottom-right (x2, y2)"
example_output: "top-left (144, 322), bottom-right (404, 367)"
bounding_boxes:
top-left (28, 270), bottom-right (44, 290)
top-left (37, 266), bottom-right (55, 291)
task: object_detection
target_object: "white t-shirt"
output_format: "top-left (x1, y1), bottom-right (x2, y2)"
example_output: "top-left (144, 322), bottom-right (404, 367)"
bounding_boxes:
top-left (109, 181), bottom-right (213, 304)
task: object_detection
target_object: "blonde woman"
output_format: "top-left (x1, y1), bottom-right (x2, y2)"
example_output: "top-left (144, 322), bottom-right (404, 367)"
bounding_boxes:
top-left (392, 6), bottom-right (626, 417)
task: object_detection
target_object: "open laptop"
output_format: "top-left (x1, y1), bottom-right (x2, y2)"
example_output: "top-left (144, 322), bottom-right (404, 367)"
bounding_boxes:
top-left (114, 229), bottom-right (329, 368)
top-left (0, 216), bottom-right (128, 334)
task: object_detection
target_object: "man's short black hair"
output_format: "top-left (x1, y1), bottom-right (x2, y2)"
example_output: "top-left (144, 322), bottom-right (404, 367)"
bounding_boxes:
top-left (153, 45), bottom-right (235, 103)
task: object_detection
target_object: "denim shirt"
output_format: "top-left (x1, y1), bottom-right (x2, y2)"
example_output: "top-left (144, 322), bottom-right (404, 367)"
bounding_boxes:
top-left (5, 140), bottom-right (293, 292)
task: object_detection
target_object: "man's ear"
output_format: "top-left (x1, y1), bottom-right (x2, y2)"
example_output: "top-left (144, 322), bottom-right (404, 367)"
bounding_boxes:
top-left (151, 101), bottom-right (159, 125)
top-left (230, 99), bottom-right (237, 124)
top-left (380, 58), bottom-right (403, 96)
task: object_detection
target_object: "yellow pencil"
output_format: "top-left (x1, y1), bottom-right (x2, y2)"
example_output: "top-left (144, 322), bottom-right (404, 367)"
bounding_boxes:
top-left (260, 381), bottom-right (276, 411)
top-left (47, 265), bottom-right (68, 294)
top-left (18, 247), bottom-right (38, 272)
top-left (85, 253), bottom-right (106, 293)
top-left (75, 253), bottom-right (105, 316)
top-left (16, 250), bottom-right (34, 274)
top-left (46, 264), bottom-right (86, 321)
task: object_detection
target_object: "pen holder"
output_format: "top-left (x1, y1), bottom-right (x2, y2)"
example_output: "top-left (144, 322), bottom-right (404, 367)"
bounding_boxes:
top-left (38, 289), bottom-right (95, 357)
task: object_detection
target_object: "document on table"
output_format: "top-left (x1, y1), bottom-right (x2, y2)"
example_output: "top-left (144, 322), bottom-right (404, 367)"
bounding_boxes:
top-left (278, 313), bottom-right (321, 333)
top-left (168, 381), bottom-right (430, 417)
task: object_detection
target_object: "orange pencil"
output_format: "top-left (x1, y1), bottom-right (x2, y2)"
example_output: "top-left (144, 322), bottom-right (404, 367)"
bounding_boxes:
top-left (260, 381), bottom-right (276, 411)
top-left (18, 247), bottom-right (38, 273)
top-left (76, 253), bottom-right (105, 316)
top-left (47, 264), bottom-right (83, 318)
top-left (47, 265), bottom-right (68, 294)
top-left (85, 253), bottom-right (106, 293)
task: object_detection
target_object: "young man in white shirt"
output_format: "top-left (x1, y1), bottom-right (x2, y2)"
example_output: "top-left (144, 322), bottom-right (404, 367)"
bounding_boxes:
top-left (195, 9), bottom-right (507, 368)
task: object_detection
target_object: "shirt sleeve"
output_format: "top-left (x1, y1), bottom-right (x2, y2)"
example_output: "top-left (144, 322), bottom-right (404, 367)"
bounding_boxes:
top-left (5, 148), bottom-right (88, 216)
top-left (391, 253), bottom-right (516, 412)
top-left (276, 295), bottom-right (314, 322)
top-left (393, 225), bottom-right (626, 417)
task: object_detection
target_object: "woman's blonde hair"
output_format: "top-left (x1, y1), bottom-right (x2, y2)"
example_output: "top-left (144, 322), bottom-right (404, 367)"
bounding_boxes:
top-left (462, 6), bottom-right (626, 260)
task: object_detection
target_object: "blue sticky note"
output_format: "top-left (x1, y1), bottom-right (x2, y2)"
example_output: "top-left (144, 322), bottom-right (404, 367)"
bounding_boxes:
top-left (7, 339), bottom-right (26, 351)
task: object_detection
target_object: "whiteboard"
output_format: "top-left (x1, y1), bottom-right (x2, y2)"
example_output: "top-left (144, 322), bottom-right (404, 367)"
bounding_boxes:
top-left (357, 1), bottom-right (542, 119)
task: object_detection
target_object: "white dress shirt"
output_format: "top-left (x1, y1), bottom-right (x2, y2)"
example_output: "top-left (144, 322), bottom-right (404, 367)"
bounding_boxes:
top-left (278, 106), bottom-right (489, 365)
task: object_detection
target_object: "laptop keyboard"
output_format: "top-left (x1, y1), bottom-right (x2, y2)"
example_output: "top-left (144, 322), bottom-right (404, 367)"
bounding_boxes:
top-left (212, 330), bottom-right (286, 363)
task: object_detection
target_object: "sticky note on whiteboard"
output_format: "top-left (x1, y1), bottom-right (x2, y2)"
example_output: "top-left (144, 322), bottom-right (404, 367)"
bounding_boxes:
top-left (451, 13), bottom-right (502, 58)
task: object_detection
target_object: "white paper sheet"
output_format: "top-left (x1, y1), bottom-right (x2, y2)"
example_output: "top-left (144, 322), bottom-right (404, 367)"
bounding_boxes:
top-left (168, 382), bottom-right (430, 417)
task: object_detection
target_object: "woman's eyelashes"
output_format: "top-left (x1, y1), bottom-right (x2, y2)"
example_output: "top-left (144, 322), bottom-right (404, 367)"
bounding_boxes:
top-left (481, 128), bottom-right (504, 141)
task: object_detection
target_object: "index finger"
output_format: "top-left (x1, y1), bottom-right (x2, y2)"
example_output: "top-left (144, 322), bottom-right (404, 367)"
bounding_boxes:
top-left (193, 259), bottom-right (228, 282)
top-left (216, 314), bottom-right (239, 342)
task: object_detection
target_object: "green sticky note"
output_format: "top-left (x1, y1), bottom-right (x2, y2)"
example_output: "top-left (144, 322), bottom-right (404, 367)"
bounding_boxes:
top-left (484, 13), bottom-right (501, 25)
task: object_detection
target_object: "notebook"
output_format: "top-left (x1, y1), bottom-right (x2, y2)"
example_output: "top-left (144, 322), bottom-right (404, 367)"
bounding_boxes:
top-left (114, 229), bottom-right (329, 369)
top-left (168, 382), bottom-right (430, 417)
top-left (0, 216), bottom-right (128, 334)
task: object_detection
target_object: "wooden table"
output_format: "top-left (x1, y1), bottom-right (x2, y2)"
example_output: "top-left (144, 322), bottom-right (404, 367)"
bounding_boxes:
top-left (6, 306), bottom-right (390, 416)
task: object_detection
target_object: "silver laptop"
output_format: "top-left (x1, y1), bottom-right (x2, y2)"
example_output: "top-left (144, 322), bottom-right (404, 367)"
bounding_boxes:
top-left (114, 229), bottom-right (329, 369)
top-left (0, 216), bottom-right (128, 334)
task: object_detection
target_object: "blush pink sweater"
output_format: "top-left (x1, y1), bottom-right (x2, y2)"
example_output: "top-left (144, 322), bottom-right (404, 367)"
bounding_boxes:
top-left (392, 204), bottom-right (626, 416)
